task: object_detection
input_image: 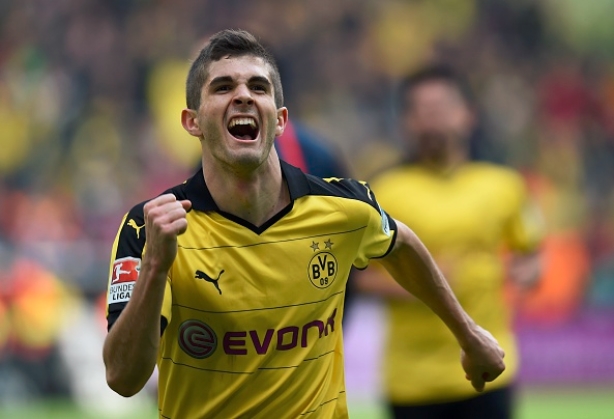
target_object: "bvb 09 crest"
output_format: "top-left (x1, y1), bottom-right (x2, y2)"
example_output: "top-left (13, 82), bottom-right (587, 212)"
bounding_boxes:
top-left (308, 251), bottom-right (338, 289)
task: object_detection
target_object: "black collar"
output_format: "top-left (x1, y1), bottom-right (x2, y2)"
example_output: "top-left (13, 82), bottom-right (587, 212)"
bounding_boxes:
top-left (184, 160), bottom-right (311, 213)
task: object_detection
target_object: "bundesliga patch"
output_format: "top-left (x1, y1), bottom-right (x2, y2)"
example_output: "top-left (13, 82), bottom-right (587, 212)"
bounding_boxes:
top-left (108, 256), bottom-right (140, 304)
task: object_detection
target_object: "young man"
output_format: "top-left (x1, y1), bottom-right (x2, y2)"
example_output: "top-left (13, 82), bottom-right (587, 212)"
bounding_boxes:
top-left (356, 66), bottom-right (544, 419)
top-left (103, 31), bottom-right (506, 418)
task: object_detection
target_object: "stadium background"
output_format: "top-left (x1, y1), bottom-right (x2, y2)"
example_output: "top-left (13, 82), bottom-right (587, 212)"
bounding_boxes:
top-left (1, 0), bottom-right (613, 418)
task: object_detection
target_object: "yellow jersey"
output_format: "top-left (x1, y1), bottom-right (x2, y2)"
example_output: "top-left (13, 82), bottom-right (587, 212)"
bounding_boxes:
top-left (106, 161), bottom-right (396, 418)
top-left (369, 162), bottom-right (543, 404)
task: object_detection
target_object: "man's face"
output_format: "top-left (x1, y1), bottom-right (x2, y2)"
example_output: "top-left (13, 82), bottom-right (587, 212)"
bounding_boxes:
top-left (193, 55), bottom-right (286, 171)
top-left (403, 80), bottom-right (474, 158)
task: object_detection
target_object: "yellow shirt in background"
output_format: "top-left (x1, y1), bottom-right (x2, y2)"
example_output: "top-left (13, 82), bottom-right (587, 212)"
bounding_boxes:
top-left (370, 162), bottom-right (543, 404)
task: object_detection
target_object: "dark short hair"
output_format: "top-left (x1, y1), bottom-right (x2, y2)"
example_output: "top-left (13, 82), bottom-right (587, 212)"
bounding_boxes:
top-left (398, 65), bottom-right (474, 110)
top-left (185, 29), bottom-right (284, 110)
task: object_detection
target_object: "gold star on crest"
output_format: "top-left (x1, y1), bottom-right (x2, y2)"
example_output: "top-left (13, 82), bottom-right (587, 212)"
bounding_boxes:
top-left (324, 239), bottom-right (334, 249)
top-left (310, 241), bottom-right (320, 252)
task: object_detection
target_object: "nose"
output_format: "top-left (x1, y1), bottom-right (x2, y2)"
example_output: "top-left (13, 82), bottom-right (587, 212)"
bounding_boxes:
top-left (233, 84), bottom-right (254, 106)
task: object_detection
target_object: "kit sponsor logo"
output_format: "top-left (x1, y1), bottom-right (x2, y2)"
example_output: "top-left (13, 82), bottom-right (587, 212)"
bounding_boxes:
top-left (178, 309), bottom-right (338, 359)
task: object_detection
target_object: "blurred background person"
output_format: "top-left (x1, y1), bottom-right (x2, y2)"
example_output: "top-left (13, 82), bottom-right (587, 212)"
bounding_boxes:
top-left (354, 65), bottom-right (545, 419)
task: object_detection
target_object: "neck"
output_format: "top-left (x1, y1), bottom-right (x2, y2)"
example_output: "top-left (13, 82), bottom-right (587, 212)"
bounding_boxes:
top-left (202, 151), bottom-right (290, 227)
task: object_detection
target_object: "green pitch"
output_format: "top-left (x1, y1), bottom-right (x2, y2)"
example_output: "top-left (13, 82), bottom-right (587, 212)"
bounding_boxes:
top-left (348, 387), bottom-right (614, 419)
top-left (0, 387), bottom-right (612, 418)
top-left (0, 401), bottom-right (157, 419)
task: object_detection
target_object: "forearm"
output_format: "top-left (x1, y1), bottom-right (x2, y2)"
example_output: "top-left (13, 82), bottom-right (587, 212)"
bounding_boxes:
top-left (380, 223), bottom-right (478, 348)
top-left (103, 259), bottom-right (167, 397)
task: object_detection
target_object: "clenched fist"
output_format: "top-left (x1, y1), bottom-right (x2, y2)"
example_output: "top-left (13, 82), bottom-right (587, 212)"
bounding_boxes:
top-left (143, 194), bottom-right (192, 274)
top-left (460, 325), bottom-right (506, 392)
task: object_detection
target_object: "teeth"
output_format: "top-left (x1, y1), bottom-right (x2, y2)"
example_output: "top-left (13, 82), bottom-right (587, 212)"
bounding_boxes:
top-left (228, 118), bottom-right (257, 129)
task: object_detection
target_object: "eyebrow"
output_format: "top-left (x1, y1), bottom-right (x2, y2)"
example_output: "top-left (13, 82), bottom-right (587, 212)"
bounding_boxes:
top-left (208, 76), bottom-right (233, 87)
top-left (248, 76), bottom-right (272, 87)
top-left (208, 75), bottom-right (272, 87)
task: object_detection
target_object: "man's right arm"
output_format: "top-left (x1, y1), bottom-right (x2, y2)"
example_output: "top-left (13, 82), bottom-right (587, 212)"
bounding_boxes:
top-left (103, 194), bottom-right (191, 397)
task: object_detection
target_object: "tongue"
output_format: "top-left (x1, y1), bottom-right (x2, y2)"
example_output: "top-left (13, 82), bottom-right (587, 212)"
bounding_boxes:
top-left (236, 134), bottom-right (253, 141)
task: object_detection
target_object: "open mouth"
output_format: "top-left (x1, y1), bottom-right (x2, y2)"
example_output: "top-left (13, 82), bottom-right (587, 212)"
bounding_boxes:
top-left (228, 117), bottom-right (259, 141)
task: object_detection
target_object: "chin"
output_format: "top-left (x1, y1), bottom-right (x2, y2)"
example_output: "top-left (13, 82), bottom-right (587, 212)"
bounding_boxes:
top-left (229, 153), bottom-right (267, 171)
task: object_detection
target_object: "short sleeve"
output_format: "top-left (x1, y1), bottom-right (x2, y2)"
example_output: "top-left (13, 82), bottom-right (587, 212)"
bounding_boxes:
top-left (106, 204), bottom-right (147, 331)
top-left (352, 181), bottom-right (398, 269)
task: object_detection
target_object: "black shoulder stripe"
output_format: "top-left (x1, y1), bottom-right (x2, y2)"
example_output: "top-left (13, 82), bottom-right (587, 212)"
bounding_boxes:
top-left (306, 176), bottom-right (398, 234)
top-left (306, 175), bottom-right (380, 211)
top-left (114, 201), bottom-right (147, 260)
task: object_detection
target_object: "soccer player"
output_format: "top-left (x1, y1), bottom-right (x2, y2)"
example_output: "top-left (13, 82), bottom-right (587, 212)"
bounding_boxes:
top-left (102, 30), bottom-right (506, 418)
top-left (355, 65), bottom-right (544, 419)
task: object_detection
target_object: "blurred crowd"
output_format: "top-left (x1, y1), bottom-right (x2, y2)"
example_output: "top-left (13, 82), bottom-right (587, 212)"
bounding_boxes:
top-left (1, 0), bottom-right (614, 406)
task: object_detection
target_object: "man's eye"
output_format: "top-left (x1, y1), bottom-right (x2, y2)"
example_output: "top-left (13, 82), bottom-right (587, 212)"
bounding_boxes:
top-left (252, 85), bottom-right (267, 92)
top-left (216, 85), bottom-right (231, 92)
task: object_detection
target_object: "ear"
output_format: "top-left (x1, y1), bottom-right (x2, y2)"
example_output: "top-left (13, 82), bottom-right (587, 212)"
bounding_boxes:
top-left (274, 107), bottom-right (289, 137)
top-left (181, 108), bottom-right (203, 137)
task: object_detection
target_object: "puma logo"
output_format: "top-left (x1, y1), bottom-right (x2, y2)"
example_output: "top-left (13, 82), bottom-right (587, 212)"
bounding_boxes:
top-left (127, 219), bottom-right (145, 239)
top-left (195, 270), bottom-right (224, 295)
